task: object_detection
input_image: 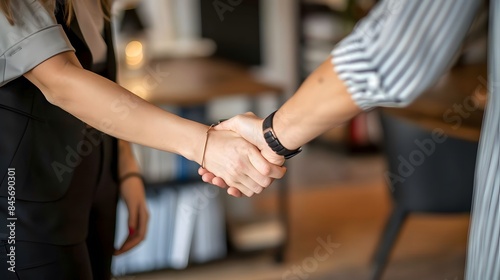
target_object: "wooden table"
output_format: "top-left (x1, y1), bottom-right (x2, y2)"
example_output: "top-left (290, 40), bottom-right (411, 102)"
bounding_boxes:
top-left (119, 57), bottom-right (283, 106)
top-left (382, 63), bottom-right (487, 142)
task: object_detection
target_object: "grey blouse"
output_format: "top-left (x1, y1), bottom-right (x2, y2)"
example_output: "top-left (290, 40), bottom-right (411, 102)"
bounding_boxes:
top-left (331, 1), bottom-right (498, 279)
top-left (0, 0), bottom-right (74, 87)
top-left (0, 0), bottom-right (108, 87)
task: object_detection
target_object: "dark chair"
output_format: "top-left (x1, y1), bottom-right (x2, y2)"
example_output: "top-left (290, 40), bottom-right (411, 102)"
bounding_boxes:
top-left (371, 113), bottom-right (478, 280)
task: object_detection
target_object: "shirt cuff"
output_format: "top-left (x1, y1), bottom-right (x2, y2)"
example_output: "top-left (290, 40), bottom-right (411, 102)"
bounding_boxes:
top-left (1, 25), bottom-right (75, 86)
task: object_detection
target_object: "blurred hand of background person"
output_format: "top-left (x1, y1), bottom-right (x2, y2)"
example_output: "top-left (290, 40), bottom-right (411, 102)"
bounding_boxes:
top-left (114, 174), bottom-right (149, 255)
top-left (115, 140), bottom-right (149, 255)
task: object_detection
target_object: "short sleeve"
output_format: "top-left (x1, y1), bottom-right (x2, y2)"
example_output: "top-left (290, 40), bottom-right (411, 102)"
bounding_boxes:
top-left (0, 0), bottom-right (75, 87)
top-left (331, 0), bottom-right (480, 110)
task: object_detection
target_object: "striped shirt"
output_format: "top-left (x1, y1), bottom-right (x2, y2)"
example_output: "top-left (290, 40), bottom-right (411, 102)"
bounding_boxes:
top-left (331, 1), bottom-right (498, 279)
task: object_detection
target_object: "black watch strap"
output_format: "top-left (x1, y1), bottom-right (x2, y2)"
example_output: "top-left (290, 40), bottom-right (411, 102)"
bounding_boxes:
top-left (262, 111), bottom-right (302, 159)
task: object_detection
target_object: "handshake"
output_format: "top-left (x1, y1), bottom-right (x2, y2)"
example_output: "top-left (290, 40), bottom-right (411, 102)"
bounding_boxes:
top-left (197, 112), bottom-right (295, 198)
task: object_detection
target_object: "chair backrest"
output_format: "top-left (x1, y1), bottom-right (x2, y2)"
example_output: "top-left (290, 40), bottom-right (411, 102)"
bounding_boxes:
top-left (380, 113), bottom-right (477, 213)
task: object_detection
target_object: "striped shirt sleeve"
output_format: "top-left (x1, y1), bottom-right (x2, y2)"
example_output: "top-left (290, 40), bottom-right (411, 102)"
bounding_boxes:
top-left (332, 0), bottom-right (481, 110)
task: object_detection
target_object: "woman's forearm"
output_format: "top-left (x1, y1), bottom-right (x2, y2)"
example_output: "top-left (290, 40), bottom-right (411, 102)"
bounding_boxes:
top-left (25, 52), bottom-right (206, 164)
top-left (272, 58), bottom-right (362, 150)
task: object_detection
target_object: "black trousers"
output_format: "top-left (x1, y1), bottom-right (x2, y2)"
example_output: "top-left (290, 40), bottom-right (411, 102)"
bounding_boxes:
top-left (0, 130), bottom-right (118, 279)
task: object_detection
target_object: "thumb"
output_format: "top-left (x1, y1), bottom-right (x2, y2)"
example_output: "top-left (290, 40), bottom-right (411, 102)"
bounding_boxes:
top-left (215, 112), bottom-right (258, 132)
top-left (214, 118), bottom-right (235, 131)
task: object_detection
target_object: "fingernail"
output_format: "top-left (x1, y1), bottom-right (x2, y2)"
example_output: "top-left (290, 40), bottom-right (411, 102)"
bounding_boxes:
top-left (129, 227), bottom-right (135, 236)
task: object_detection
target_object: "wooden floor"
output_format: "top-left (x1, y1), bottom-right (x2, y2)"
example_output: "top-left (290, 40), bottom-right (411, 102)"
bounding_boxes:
top-left (125, 145), bottom-right (470, 280)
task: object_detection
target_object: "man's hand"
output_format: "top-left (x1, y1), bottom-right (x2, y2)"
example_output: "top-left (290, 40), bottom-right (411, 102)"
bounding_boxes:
top-left (217, 112), bottom-right (285, 166)
top-left (200, 112), bottom-right (285, 197)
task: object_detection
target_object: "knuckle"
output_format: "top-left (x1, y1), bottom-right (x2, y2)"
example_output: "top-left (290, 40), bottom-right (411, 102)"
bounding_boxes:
top-left (235, 159), bottom-right (245, 171)
top-left (261, 177), bottom-right (272, 188)
top-left (261, 164), bottom-right (272, 176)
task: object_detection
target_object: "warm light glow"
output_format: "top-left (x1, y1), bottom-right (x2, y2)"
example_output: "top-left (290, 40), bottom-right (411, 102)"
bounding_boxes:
top-left (125, 40), bottom-right (144, 68)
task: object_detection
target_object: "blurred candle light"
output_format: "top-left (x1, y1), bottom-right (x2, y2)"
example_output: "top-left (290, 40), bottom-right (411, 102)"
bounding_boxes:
top-left (119, 6), bottom-right (147, 70)
top-left (125, 40), bottom-right (144, 68)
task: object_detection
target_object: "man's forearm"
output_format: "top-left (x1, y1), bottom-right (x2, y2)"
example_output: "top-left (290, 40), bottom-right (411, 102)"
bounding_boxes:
top-left (272, 57), bottom-right (362, 150)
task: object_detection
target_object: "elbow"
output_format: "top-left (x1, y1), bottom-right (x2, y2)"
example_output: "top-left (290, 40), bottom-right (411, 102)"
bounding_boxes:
top-left (24, 52), bottom-right (81, 107)
top-left (41, 61), bottom-right (75, 107)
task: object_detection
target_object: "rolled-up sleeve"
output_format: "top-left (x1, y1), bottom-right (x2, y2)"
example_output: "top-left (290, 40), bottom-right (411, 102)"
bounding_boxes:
top-left (332, 0), bottom-right (480, 110)
top-left (0, 0), bottom-right (74, 87)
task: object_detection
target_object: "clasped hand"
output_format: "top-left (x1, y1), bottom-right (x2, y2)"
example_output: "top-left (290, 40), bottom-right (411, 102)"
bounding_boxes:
top-left (199, 112), bottom-right (285, 197)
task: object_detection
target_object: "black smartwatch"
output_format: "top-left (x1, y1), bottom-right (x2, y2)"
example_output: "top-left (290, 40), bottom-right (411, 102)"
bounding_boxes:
top-left (262, 111), bottom-right (302, 159)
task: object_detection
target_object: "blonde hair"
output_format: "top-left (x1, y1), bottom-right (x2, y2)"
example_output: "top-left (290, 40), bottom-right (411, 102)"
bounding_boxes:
top-left (1, 0), bottom-right (111, 26)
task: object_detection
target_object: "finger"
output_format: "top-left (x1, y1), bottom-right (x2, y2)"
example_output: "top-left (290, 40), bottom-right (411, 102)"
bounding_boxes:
top-left (198, 167), bottom-right (215, 176)
top-left (115, 206), bottom-right (148, 255)
top-left (198, 167), bottom-right (209, 175)
top-left (115, 235), bottom-right (141, 255)
top-left (226, 178), bottom-right (258, 197)
top-left (127, 204), bottom-right (138, 238)
top-left (115, 230), bottom-right (140, 255)
top-left (201, 172), bottom-right (217, 183)
top-left (137, 205), bottom-right (148, 243)
top-left (114, 235), bottom-right (133, 255)
top-left (212, 177), bottom-right (229, 189)
top-left (247, 149), bottom-right (286, 185)
top-left (242, 112), bottom-right (257, 117)
top-left (115, 203), bottom-right (139, 255)
top-left (202, 173), bottom-right (230, 189)
top-left (199, 168), bottom-right (224, 187)
top-left (202, 166), bottom-right (255, 196)
top-left (227, 187), bottom-right (242, 197)
top-left (234, 175), bottom-right (264, 196)
top-left (252, 152), bottom-right (286, 179)
top-left (214, 118), bottom-right (235, 131)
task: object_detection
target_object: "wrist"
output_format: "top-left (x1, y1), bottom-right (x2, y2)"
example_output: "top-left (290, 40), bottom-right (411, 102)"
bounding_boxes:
top-left (175, 122), bottom-right (208, 165)
top-left (272, 110), bottom-right (301, 150)
top-left (262, 111), bottom-right (302, 159)
top-left (256, 119), bottom-right (269, 151)
top-left (120, 172), bottom-right (144, 185)
top-left (201, 124), bottom-right (215, 168)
